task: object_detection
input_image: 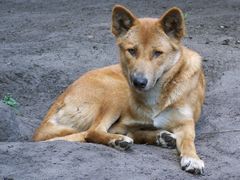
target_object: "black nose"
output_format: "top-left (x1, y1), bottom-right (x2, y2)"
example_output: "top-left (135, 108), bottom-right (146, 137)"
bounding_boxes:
top-left (132, 74), bottom-right (148, 89)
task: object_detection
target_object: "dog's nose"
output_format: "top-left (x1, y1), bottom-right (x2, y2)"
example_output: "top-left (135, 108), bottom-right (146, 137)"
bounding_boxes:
top-left (132, 74), bottom-right (148, 89)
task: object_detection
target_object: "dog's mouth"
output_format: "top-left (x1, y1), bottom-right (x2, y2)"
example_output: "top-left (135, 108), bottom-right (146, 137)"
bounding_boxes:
top-left (133, 86), bottom-right (148, 93)
top-left (155, 77), bottom-right (161, 85)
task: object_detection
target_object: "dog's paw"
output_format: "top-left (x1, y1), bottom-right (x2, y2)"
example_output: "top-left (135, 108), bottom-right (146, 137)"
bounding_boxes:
top-left (181, 156), bottom-right (205, 175)
top-left (156, 130), bottom-right (176, 149)
top-left (109, 136), bottom-right (133, 151)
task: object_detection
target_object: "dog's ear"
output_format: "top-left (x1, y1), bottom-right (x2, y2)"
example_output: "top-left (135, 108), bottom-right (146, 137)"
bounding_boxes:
top-left (160, 7), bottom-right (185, 40)
top-left (112, 5), bottom-right (137, 37)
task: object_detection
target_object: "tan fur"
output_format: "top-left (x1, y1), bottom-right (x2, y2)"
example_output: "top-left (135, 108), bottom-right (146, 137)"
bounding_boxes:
top-left (33, 5), bottom-right (205, 174)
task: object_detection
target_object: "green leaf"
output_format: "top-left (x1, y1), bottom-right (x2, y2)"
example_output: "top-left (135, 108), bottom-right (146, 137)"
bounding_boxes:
top-left (184, 13), bottom-right (188, 20)
top-left (2, 94), bottom-right (18, 108)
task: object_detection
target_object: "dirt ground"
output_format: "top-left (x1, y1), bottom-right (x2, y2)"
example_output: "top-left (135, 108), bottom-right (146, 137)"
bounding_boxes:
top-left (0, 0), bottom-right (240, 179)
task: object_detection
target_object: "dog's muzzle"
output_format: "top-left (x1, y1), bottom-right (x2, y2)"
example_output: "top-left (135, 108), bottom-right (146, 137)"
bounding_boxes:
top-left (131, 73), bottom-right (148, 89)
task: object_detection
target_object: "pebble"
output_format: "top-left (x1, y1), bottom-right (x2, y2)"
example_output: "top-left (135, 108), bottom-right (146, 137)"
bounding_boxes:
top-left (87, 35), bottom-right (93, 39)
top-left (205, 38), bottom-right (212, 44)
top-left (3, 177), bottom-right (14, 180)
top-left (93, 45), bottom-right (98, 50)
top-left (235, 40), bottom-right (240, 44)
top-left (221, 39), bottom-right (230, 45)
top-left (219, 25), bottom-right (229, 29)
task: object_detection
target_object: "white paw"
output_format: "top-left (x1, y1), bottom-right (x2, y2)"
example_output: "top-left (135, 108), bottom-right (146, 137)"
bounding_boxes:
top-left (181, 156), bottom-right (205, 175)
top-left (123, 136), bottom-right (134, 144)
top-left (109, 136), bottom-right (133, 151)
top-left (156, 130), bottom-right (176, 149)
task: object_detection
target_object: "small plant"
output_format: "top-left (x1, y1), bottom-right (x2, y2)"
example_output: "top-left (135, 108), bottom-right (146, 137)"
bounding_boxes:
top-left (184, 13), bottom-right (188, 20)
top-left (2, 94), bottom-right (18, 108)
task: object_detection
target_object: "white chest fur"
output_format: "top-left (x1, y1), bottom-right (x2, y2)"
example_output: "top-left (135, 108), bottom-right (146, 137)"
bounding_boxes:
top-left (153, 105), bottom-right (193, 128)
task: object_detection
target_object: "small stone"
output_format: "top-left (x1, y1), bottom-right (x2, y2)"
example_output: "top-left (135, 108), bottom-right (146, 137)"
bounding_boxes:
top-left (219, 25), bottom-right (229, 29)
top-left (205, 38), bottom-right (211, 44)
top-left (93, 45), bottom-right (98, 50)
top-left (235, 40), bottom-right (240, 45)
top-left (87, 35), bottom-right (93, 39)
top-left (3, 177), bottom-right (14, 180)
top-left (221, 39), bottom-right (230, 45)
top-left (197, 24), bottom-right (204, 28)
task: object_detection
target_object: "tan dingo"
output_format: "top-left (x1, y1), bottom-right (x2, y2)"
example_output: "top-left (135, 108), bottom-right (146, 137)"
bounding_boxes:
top-left (33, 5), bottom-right (205, 175)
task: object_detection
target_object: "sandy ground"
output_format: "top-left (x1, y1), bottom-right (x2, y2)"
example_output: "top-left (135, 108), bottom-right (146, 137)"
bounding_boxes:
top-left (0, 0), bottom-right (240, 179)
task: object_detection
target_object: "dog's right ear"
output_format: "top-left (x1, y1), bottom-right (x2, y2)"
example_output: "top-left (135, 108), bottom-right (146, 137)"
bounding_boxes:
top-left (112, 5), bottom-right (137, 37)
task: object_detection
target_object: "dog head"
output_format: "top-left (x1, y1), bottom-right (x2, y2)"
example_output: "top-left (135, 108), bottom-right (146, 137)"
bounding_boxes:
top-left (112, 5), bottom-right (185, 92)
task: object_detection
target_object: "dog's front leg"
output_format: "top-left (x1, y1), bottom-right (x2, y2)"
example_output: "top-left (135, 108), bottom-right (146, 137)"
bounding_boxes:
top-left (127, 130), bottom-right (176, 148)
top-left (86, 130), bottom-right (133, 150)
top-left (172, 120), bottom-right (204, 175)
top-left (85, 112), bottom-right (133, 151)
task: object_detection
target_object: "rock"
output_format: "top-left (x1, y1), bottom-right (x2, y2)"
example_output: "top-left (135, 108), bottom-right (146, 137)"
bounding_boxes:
top-left (235, 40), bottom-right (240, 45)
top-left (205, 38), bottom-right (212, 44)
top-left (93, 45), bottom-right (98, 50)
top-left (221, 39), bottom-right (230, 45)
top-left (0, 101), bottom-right (36, 142)
top-left (219, 25), bottom-right (229, 29)
top-left (0, 101), bottom-right (21, 141)
top-left (87, 35), bottom-right (93, 39)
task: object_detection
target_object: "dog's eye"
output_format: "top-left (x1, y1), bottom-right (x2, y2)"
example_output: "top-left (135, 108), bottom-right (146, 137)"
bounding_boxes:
top-left (153, 50), bottom-right (163, 58)
top-left (127, 48), bottom-right (137, 57)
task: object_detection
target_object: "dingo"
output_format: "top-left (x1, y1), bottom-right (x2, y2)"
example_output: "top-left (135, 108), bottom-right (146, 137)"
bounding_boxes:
top-left (33, 5), bottom-right (205, 175)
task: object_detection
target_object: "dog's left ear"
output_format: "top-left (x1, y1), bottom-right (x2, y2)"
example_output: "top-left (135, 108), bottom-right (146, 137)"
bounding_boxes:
top-left (112, 5), bottom-right (137, 37)
top-left (160, 7), bottom-right (185, 40)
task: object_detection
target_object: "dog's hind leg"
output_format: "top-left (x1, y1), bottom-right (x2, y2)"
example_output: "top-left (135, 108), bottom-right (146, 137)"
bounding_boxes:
top-left (46, 131), bottom-right (87, 142)
top-left (33, 122), bottom-right (79, 141)
top-left (127, 130), bottom-right (176, 149)
top-left (46, 128), bottom-right (133, 151)
top-left (44, 109), bottom-right (133, 150)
